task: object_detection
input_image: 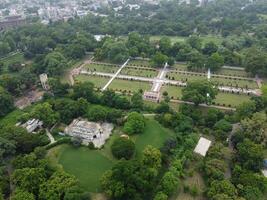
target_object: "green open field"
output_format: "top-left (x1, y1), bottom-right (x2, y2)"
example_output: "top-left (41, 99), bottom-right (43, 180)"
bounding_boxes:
top-left (58, 145), bottom-right (113, 193)
top-left (47, 118), bottom-right (175, 193)
top-left (84, 63), bottom-right (119, 73)
top-left (121, 67), bottom-right (158, 78)
top-left (75, 75), bottom-right (110, 88)
top-left (109, 79), bottom-right (151, 92)
top-left (161, 85), bottom-right (183, 99)
top-left (214, 93), bottom-right (251, 107)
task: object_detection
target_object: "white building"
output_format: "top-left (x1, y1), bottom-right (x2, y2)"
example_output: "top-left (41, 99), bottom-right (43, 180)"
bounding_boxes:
top-left (21, 119), bottom-right (43, 133)
top-left (194, 137), bottom-right (212, 157)
top-left (65, 119), bottom-right (113, 148)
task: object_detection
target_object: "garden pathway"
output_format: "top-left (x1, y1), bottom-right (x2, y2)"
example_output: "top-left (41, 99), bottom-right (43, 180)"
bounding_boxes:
top-left (101, 59), bottom-right (130, 91)
top-left (46, 129), bottom-right (56, 144)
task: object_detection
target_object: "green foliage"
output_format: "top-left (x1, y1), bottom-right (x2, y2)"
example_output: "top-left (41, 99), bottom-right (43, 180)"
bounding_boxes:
top-left (131, 92), bottom-right (144, 111)
top-left (12, 168), bottom-right (46, 195)
top-left (158, 171), bottom-right (180, 195)
top-left (11, 189), bottom-right (35, 200)
top-left (207, 180), bottom-right (237, 200)
top-left (111, 137), bottom-right (135, 160)
top-left (153, 192), bottom-right (168, 200)
top-left (72, 82), bottom-right (97, 103)
top-left (182, 80), bottom-right (218, 105)
top-left (151, 52), bottom-right (168, 67)
top-left (31, 102), bottom-right (59, 127)
top-left (123, 112), bottom-right (145, 135)
top-left (44, 51), bottom-right (68, 76)
top-left (206, 52), bottom-right (224, 71)
top-left (236, 139), bottom-right (264, 171)
top-left (0, 86), bottom-right (14, 117)
top-left (39, 170), bottom-right (78, 200)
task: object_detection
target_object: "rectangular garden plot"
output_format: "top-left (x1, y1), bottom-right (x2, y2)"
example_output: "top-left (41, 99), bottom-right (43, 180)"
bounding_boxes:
top-left (109, 79), bottom-right (151, 93)
top-left (84, 63), bottom-right (119, 74)
top-left (120, 67), bottom-right (158, 78)
top-left (75, 74), bottom-right (110, 89)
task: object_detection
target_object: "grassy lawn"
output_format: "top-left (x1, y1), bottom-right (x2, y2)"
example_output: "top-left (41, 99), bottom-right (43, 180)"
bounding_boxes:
top-left (109, 79), bottom-right (151, 92)
top-left (58, 145), bottom-right (113, 193)
top-left (84, 64), bottom-right (119, 74)
top-left (161, 85), bottom-right (183, 99)
top-left (132, 117), bottom-right (175, 157)
top-left (121, 67), bottom-right (158, 78)
top-left (75, 75), bottom-right (110, 89)
top-left (214, 92), bottom-right (251, 107)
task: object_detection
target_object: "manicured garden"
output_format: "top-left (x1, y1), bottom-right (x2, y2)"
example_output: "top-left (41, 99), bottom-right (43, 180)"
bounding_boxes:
top-left (214, 92), bottom-right (251, 107)
top-left (120, 67), bottom-right (158, 78)
top-left (75, 75), bottom-right (110, 89)
top-left (109, 78), bottom-right (151, 92)
top-left (128, 59), bottom-right (151, 67)
top-left (161, 85), bottom-right (183, 99)
top-left (166, 72), bottom-right (258, 89)
top-left (47, 117), bottom-right (175, 193)
top-left (84, 63), bottom-right (119, 73)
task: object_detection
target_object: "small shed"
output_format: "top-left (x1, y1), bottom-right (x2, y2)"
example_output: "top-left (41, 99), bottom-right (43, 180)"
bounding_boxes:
top-left (194, 137), bottom-right (212, 157)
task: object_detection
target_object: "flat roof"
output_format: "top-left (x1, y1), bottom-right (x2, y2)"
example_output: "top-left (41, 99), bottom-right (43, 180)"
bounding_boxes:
top-left (194, 137), bottom-right (212, 157)
top-left (262, 170), bottom-right (267, 178)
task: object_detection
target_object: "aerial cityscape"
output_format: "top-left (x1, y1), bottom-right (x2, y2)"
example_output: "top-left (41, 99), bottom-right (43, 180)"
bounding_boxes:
top-left (0, 0), bottom-right (266, 200)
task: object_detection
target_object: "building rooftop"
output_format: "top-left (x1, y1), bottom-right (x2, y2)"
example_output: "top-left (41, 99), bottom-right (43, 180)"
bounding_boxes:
top-left (194, 137), bottom-right (212, 157)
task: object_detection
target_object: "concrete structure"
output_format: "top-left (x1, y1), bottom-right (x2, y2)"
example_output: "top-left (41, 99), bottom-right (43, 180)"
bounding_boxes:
top-left (143, 91), bottom-right (161, 102)
top-left (194, 137), bottom-right (212, 157)
top-left (39, 73), bottom-right (49, 90)
top-left (21, 119), bottom-right (43, 133)
top-left (65, 119), bottom-right (113, 148)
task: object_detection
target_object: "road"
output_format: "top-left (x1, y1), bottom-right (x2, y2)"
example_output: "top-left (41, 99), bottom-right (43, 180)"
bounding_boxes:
top-left (101, 59), bottom-right (130, 91)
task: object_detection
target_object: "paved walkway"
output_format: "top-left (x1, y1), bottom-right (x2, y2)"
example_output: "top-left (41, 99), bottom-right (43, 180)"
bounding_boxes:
top-left (151, 62), bottom-right (168, 92)
top-left (101, 59), bottom-right (130, 91)
top-left (46, 129), bottom-right (56, 144)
